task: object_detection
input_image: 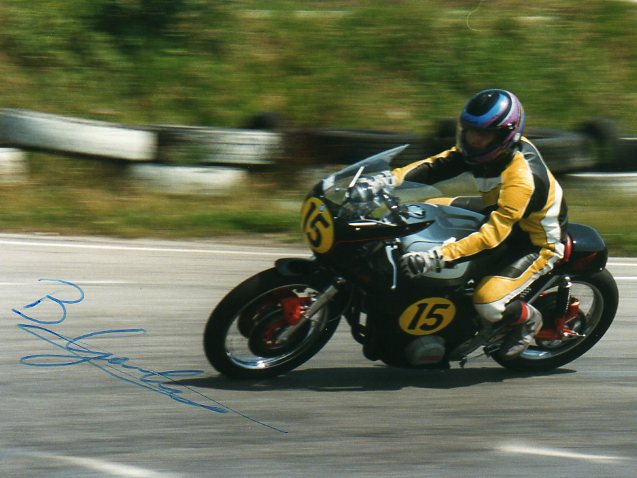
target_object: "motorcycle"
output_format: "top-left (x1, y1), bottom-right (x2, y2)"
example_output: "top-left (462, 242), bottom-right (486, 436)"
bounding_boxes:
top-left (203, 145), bottom-right (618, 379)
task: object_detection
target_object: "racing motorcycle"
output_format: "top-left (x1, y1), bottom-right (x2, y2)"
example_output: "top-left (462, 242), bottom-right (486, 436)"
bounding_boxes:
top-left (203, 145), bottom-right (618, 379)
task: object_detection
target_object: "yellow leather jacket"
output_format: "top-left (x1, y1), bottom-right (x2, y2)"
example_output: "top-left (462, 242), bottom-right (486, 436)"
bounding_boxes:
top-left (391, 137), bottom-right (568, 263)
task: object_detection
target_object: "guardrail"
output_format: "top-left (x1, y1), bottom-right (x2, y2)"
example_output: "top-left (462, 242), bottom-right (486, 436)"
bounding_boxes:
top-left (0, 109), bottom-right (634, 174)
top-left (615, 137), bottom-right (637, 171)
top-left (0, 109), bottom-right (157, 161)
top-left (289, 124), bottom-right (600, 174)
top-left (154, 125), bottom-right (280, 167)
top-left (0, 147), bottom-right (27, 183)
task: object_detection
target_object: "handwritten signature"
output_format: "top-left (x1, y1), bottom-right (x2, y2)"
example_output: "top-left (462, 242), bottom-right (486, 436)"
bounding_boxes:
top-left (12, 279), bottom-right (227, 413)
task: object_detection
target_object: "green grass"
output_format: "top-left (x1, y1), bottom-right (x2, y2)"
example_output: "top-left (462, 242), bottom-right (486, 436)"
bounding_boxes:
top-left (565, 185), bottom-right (637, 258)
top-left (1, 154), bottom-right (635, 257)
top-left (0, 154), bottom-right (303, 241)
top-left (1, 1), bottom-right (636, 132)
top-left (0, 1), bottom-right (636, 254)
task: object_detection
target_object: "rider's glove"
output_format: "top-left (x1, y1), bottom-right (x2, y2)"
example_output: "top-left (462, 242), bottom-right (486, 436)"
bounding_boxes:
top-left (400, 248), bottom-right (446, 278)
top-left (350, 172), bottom-right (395, 202)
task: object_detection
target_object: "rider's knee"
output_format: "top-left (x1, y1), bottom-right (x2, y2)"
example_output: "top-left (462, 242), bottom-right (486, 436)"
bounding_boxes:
top-left (474, 299), bottom-right (530, 325)
top-left (473, 301), bottom-right (505, 323)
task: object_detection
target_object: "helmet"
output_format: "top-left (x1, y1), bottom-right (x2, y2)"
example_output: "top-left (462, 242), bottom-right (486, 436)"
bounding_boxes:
top-left (456, 89), bottom-right (525, 165)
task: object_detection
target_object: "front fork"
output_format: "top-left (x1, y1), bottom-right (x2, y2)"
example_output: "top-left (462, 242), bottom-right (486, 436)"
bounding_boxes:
top-left (276, 277), bottom-right (347, 343)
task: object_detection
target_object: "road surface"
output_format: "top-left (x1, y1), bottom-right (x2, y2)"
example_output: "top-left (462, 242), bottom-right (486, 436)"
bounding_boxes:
top-left (1, 234), bottom-right (635, 477)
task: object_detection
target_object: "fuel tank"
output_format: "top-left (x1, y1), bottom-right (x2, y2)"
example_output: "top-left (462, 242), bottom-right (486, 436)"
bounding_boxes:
top-left (399, 203), bottom-right (494, 286)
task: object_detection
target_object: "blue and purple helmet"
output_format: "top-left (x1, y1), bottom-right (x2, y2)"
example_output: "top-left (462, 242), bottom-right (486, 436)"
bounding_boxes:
top-left (456, 89), bottom-right (525, 165)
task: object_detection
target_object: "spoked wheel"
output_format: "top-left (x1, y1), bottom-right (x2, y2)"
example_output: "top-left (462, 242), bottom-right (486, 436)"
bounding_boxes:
top-left (494, 269), bottom-right (618, 372)
top-left (204, 268), bottom-right (342, 379)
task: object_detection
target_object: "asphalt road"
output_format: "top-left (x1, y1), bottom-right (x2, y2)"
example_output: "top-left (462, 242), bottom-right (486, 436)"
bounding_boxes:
top-left (1, 234), bottom-right (636, 478)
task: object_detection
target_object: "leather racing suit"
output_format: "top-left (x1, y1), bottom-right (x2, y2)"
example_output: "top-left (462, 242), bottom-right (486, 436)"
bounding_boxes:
top-left (391, 137), bottom-right (568, 324)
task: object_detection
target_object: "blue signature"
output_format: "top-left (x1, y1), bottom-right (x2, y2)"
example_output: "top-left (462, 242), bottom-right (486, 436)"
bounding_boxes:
top-left (12, 279), bottom-right (228, 413)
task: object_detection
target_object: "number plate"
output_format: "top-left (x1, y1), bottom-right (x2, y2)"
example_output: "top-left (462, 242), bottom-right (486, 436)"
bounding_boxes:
top-left (399, 297), bottom-right (456, 336)
top-left (301, 198), bottom-right (335, 254)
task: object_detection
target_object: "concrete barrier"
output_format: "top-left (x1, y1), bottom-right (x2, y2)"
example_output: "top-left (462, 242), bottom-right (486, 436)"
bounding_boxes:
top-left (614, 137), bottom-right (637, 171)
top-left (0, 109), bottom-right (157, 161)
top-left (564, 171), bottom-right (637, 196)
top-left (0, 108), bottom-right (631, 175)
top-left (129, 163), bottom-right (249, 195)
top-left (430, 119), bottom-right (598, 173)
top-left (155, 126), bottom-right (281, 167)
top-left (0, 147), bottom-right (27, 183)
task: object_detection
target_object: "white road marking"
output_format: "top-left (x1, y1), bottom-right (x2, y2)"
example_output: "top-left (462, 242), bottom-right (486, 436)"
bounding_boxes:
top-left (49, 455), bottom-right (169, 477)
top-left (18, 450), bottom-right (179, 477)
top-left (0, 280), bottom-right (130, 286)
top-left (497, 444), bottom-right (628, 464)
top-left (0, 237), bottom-right (307, 257)
top-left (0, 237), bottom-right (632, 266)
top-left (73, 280), bottom-right (131, 284)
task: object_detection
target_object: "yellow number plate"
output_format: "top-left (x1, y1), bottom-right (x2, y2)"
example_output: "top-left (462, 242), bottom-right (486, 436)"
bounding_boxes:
top-left (399, 297), bottom-right (456, 336)
top-left (301, 198), bottom-right (335, 254)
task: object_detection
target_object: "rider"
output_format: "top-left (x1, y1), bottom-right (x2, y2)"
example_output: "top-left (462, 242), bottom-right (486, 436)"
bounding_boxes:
top-left (363, 89), bottom-right (568, 359)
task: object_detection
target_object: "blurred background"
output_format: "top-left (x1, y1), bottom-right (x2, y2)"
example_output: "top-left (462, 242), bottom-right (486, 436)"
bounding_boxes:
top-left (0, 0), bottom-right (635, 253)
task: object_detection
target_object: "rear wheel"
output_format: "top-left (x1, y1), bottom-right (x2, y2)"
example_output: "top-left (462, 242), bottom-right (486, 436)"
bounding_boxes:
top-left (493, 269), bottom-right (618, 372)
top-left (204, 268), bottom-right (342, 379)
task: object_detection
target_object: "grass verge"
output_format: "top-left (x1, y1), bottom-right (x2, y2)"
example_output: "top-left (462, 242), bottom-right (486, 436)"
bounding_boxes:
top-left (0, 154), bottom-right (635, 256)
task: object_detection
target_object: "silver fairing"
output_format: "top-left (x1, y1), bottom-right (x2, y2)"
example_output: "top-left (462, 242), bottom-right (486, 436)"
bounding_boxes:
top-left (400, 203), bottom-right (484, 281)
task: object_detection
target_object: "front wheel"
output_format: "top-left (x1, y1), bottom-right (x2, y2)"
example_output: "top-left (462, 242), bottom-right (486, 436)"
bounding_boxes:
top-left (493, 269), bottom-right (618, 372)
top-left (204, 268), bottom-right (342, 379)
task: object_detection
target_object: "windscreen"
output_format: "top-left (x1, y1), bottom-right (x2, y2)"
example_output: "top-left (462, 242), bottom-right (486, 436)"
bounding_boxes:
top-left (320, 145), bottom-right (442, 221)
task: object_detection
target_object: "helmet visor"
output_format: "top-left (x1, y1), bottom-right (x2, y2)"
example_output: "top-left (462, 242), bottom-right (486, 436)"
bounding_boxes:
top-left (458, 125), bottom-right (503, 153)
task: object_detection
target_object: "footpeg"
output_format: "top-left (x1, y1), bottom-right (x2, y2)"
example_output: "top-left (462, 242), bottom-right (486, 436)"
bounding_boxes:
top-left (483, 343), bottom-right (501, 357)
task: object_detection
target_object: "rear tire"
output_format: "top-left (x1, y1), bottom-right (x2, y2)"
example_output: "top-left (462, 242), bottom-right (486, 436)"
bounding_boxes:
top-left (493, 269), bottom-right (618, 372)
top-left (204, 268), bottom-right (342, 379)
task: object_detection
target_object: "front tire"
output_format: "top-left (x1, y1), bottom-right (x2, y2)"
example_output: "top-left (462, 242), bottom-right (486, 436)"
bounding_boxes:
top-left (204, 268), bottom-right (342, 379)
top-left (494, 269), bottom-right (618, 372)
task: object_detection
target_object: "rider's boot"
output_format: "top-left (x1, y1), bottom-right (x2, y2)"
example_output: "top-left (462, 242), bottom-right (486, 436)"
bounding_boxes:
top-left (498, 302), bottom-right (543, 360)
